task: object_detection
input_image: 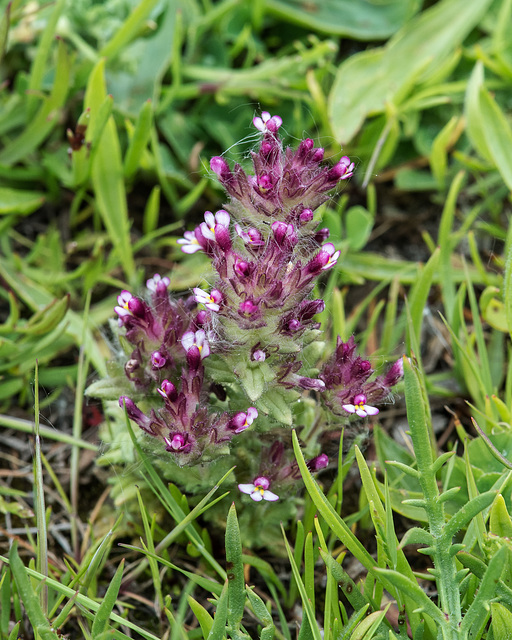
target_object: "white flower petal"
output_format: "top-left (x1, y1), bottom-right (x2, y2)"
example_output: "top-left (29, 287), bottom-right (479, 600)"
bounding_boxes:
top-left (262, 490), bottom-right (279, 502)
top-left (238, 483), bottom-right (255, 495)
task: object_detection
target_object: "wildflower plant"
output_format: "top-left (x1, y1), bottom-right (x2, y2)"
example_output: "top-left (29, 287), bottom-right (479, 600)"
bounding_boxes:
top-left (97, 113), bottom-right (402, 503)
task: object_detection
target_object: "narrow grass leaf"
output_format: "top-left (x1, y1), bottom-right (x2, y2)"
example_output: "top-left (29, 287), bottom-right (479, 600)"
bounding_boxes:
top-left (124, 99), bottom-right (153, 181)
top-left (8, 542), bottom-right (60, 640)
top-left (0, 3), bottom-right (9, 66)
top-left (0, 38), bottom-right (70, 165)
top-left (84, 60), bottom-right (134, 280)
top-left (350, 606), bottom-right (390, 640)
top-left (33, 363), bottom-right (48, 615)
top-left (26, 0), bottom-right (66, 119)
top-left (304, 531), bottom-right (315, 611)
top-left (188, 596), bottom-right (214, 637)
top-left (225, 503), bottom-right (245, 629)
top-left (281, 525), bottom-right (322, 640)
top-left (464, 62), bottom-right (492, 162)
top-left (478, 84), bottom-right (512, 191)
top-left (99, 0), bottom-right (160, 59)
top-left (460, 546), bottom-right (508, 637)
top-left (375, 569), bottom-right (445, 626)
top-left (136, 488), bottom-right (164, 612)
top-left (245, 587), bottom-right (275, 640)
top-left (292, 431), bottom-right (376, 570)
top-left (91, 559), bottom-right (125, 637)
top-left (445, 490), bottom-right (497, 540)
top-left (407, 248), bottom-right (440, 350)
top-left (0, 567), bottom-right (11, 635)
top-left (207, 580), bottom-right (229, 640)
top-left (0, 414), bottom-right (97, 450)
top-left (1, 554), bottom-right (161, 640)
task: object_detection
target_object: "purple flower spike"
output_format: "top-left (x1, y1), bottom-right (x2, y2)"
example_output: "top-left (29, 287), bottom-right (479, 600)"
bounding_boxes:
top-left (230, 407), bottom-right (258, 433)
top-left (253, 112), bottom-right (282, 133)
top-left (343, 393), bottom-right (379, 418)
top-left (177, 230), bottom-right (202, 254)
top-left (238, 476), bottom-right (279, 502)
top-left (194, 287), bottom-right (223, 312)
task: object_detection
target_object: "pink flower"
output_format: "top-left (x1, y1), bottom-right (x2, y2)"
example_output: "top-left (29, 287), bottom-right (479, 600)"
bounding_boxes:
top-left (342, 393), bottom-right (379, 418)
top-left (177, 230), bottom-right (202, 254)
top-left (238, 476), bottom-right (279, 502)
top-left (181, 330), bottom-right (210, 359)
top-left (193, 288), bottom-right (223, 312)
top-left (229, 407), bottom-right (258, 434)
top-left (147, 274), bottom-right (170, 291)
top-left (253, 112), bottom-right (283, 133)
top-left (200, 210), bottom-right (230, 241)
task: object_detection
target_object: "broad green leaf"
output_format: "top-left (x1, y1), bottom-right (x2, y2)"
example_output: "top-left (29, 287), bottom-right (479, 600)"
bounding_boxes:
top-left (0, 187), bottom-right (45, 215)
top-left (329, 0), bottom-right (493, 143)
top-left (344, 206), bottom-right (373, 251)
top-left (266, 0), bottom-right (419, 39)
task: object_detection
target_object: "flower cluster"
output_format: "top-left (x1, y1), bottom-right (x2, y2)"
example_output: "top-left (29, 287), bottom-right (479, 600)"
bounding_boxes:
top-left (110, 112), bottom-right (401, 501)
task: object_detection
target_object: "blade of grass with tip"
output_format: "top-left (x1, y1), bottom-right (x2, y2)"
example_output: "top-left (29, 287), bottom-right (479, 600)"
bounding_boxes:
top-left (91, 559), bottom-right (125, 637)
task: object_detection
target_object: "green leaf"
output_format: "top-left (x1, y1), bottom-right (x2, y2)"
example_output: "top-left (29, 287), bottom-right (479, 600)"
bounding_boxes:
top-left (444, 490), bottom-right (497, 540)
top-left (0, 38), bottom-right (70, 165)
top-left (188, 596), bottom-right (214, 637)
top-left (124, 100), bottom-right (153, 181)
top-left (374, 568), bottom-right (446, 626)
top-left (478, 84), bottom-right (512, 191)
top-left (207, 580), bottom-right (229, 640)
top-left (258, 388), bottom-right (294, 425)
top-left (282, 525), bottom-right (322, 640)
top-left (490, 603), bottom-right (512, 640)
top-left (91, 559), bottom-right (125, 637)
top-left (84, 59), bottom-right (134, 280)
top-left (490, 494), bottom-right (512, 538)
top-left (344, 206), bottom-right (374, 251)
top-left (226, 503), bottom-right (245, 630)
top-left (328, 0), bottom-right (493, 143)
top-left (465, 62), bottom-right (492, 162)
top-left (8, 542), bottom-right (60, 640)
top-left (266, 0), bottom-right (419, 39)
top-left (399, 527), bottom-right (434, 549)
top-left (0, 187), bottom-right (45, 215)
top-left (460, 546), bottom-right (509, 637)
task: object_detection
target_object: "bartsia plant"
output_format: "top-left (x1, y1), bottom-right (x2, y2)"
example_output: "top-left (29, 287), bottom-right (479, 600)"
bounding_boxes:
top-left (103, 113), bottom-right (402, 502)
